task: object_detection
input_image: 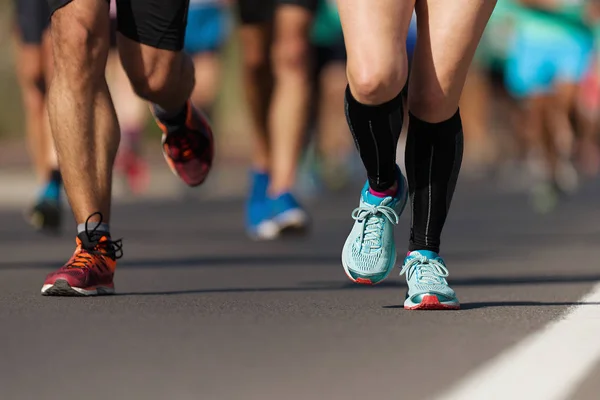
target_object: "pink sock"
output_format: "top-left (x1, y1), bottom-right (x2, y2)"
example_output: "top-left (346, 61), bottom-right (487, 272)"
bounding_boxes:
top-left (369, 184), bottom-right (398, 198)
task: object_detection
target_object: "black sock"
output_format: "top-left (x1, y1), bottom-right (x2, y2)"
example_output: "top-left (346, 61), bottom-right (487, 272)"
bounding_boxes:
top-left (152, 103), bottom-right (188, 132)
top-left (344, 86), bottom-right (404, 192)
top-left (406, 110), bottom-right (463, 254)
top-left (49, 169), bottom-right (62, 186)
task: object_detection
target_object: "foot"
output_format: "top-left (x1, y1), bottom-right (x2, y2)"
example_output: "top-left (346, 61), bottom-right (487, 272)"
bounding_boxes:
top-left (41, 216), bottom-right (123, 296)
top-left (269, 192), bottom-right (309, 235)
top-left (530, 181), bottom-right (560, 214)
top-left (341, 166), bottom-right (408, 285)
top-left (27, 200), bottom-right (62, 233)
top-left (154, 101), bottom-right (214, 187)
top-left (400, 250), bottom-right (460, 310)
top-left (246, 171), bottom-right (278, 240)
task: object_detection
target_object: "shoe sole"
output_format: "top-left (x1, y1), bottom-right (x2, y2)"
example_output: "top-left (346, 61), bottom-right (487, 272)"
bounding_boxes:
top-left (25, 206), bottom-right (61, 234)
top-left (41, 279), bottom-right (115, 297)
top-left (247, 220), bottom-right (280, 241)
top-left (274, 209), bottom-right (310, 236)
top-left (404, 294), bottom-right (460, 310)
top-left (341, 174), bottom-right (409, 286)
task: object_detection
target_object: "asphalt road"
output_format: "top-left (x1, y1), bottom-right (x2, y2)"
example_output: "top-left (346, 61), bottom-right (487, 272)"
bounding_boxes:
top-left (2, 180), bottom-right (600, 400)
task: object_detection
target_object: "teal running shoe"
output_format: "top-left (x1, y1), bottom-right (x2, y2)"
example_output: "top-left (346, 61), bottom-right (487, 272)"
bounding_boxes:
top-left (400, 250), bottom-right (460, 310)
top-left (341, 167), bottom-right (408, 285)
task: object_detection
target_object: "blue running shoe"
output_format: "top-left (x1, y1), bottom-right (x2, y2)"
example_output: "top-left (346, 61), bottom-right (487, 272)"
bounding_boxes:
top-left (341, 166), bottom-right (408, 285)
top-left (246, 171), bottom-right (278, 240)
top-left (27, 170), bottom-right (62, 233)
top-left (269, 192), bottom-right (309, 235)
top-left (400, 250), bottom-right (460, 310)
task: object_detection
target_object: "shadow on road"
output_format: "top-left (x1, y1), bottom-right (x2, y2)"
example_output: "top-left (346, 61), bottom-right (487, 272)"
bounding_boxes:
top-left (383, 301), bottom-right (600, 310)
top-left (114, 275), bottom-right (600, 297)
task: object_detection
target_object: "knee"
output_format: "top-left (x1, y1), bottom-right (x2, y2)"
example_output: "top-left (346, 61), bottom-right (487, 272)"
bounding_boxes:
top-left (241, 46), bottom-right (268, 77)
top-left (347, 59), bottom-right (407, 105)
top-left (272, 36), bottom-right (310, 77)
top-left (50, 10), bottom-right (108, 81)
top-left (124, 50), bottom-right (191, 102)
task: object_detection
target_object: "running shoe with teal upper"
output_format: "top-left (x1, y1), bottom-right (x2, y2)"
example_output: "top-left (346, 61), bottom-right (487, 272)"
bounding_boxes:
top-left (342, 166), bottom-right (408, 285)
top-left (246, 171), bottom-right (278, 240)
top-left (269, 192), bottom-right (309, 235)
top-left (400, 250), bottom-right (460, 310)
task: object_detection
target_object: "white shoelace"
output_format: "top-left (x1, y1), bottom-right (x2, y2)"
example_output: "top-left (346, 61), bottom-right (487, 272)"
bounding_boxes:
top-left (400, 255), bottom-right (449, 285)
top-left (351, 204), bottom-right (399, 252)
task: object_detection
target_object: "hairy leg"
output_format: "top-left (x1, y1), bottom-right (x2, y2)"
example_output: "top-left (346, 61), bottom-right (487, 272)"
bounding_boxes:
top-left (47, 0), bottom-right (118, 223)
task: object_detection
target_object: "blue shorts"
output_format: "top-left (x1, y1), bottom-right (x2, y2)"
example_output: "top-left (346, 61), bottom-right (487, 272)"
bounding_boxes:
top-left (505, 31), bottom-right (593, 98)
top-left (184, 5), bottom-right (231, 55)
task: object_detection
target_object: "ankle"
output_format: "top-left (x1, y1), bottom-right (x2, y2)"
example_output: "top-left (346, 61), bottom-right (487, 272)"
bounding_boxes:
top-left (369, 181), bottom-right (398, 198)
top-left (152, 101), bottom-right (189, 131)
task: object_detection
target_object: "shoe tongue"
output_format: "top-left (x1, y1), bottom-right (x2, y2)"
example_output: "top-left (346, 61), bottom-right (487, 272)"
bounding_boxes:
top-left (408, 250), bottom-right (439, 260)
top-left (77, 231), bottom-right (110, 250)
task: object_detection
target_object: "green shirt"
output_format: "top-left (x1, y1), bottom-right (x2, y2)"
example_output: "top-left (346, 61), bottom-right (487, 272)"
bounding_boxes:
top-left (476, 0), bottom-right (520, 66)
top-left (311, 0), bottom-right (343, 46)
top-left (515, 0), bottom-right (592, 42)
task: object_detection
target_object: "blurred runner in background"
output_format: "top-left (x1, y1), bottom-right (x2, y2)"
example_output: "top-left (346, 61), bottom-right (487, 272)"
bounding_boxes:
top-left (13, 0), bottom-right (62, 232)
top-left (460, 1), bottom-right (514, 176)
top-left (576, 0), bottom-right (600, 178)
top-left (238, 0), bottom-right (317, 240)
top-left (185, 0), bottom-right (231, 119)
top-left (299, 0), bottom-right (353, 194)
top-left (505, 0), bottom-right (593, 213)
top-left (106, 0), bottom-right (149, 195)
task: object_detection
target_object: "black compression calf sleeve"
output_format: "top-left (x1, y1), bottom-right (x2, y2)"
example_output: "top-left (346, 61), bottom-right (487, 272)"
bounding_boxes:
top-left (344, 86), bottom-right (404, 192)
top-left (406, 110), bottom-right (463, 254)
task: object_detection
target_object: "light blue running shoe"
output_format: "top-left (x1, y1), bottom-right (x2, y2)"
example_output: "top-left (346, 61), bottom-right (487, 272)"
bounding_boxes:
top-left (400, 250), bottom-right (460, 310)
top-left (341, 166), bottom-right (408, 285)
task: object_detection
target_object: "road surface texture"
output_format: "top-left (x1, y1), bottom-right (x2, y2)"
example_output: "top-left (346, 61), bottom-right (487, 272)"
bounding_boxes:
top-left (2, 178), bottom-right (600, 400)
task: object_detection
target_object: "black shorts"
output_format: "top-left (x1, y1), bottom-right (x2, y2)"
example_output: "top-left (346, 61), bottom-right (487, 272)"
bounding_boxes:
top-left (314, 39), bottom-right (346, 77)
top-left (47, 0), bottom-right (190, 51)
top-left (237, 0), bottom-right (318, 25)
top-left (14, 0), bottom-right (50, 44)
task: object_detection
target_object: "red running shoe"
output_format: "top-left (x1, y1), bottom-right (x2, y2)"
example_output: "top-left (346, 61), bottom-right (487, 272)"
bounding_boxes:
top-left (41, 213), bottom-right (123, 296)
top-left (154, 101), bottom-right (214, 187)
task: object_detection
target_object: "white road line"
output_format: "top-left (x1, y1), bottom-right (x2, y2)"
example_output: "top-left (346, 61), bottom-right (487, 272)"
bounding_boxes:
top-left (436, 282), bottom-right (600, 400)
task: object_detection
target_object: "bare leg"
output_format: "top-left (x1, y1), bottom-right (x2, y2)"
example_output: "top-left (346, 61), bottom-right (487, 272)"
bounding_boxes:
top-left (268, 5), bottom-right (313, 195)
top-left (106, 49), bottom-right (149, 194)
top-left (316, 62), bottom-right (352, 165)
top-left (316, 60), bottom-right (354, 189)
top-left (48, 0), bottom-right (119, 223)
top-left (13, 34), bottom-right (49, 182)
top-left (106, 50), bottom-right (147, 147)
top-left (460, 64), bottom-right (496, 172)
top-left (409, 0), bottom-right (496, 122)
top-left (41, 29), bottom-right (59, 173)
top-left (190, 52), bottom-right (221, 114)
top-left (239, 24), bottom-right (272, 171)
top-left (118, 35), bottom-right (194, 113)
top-left (338, 0), bottom-right (414, 104)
